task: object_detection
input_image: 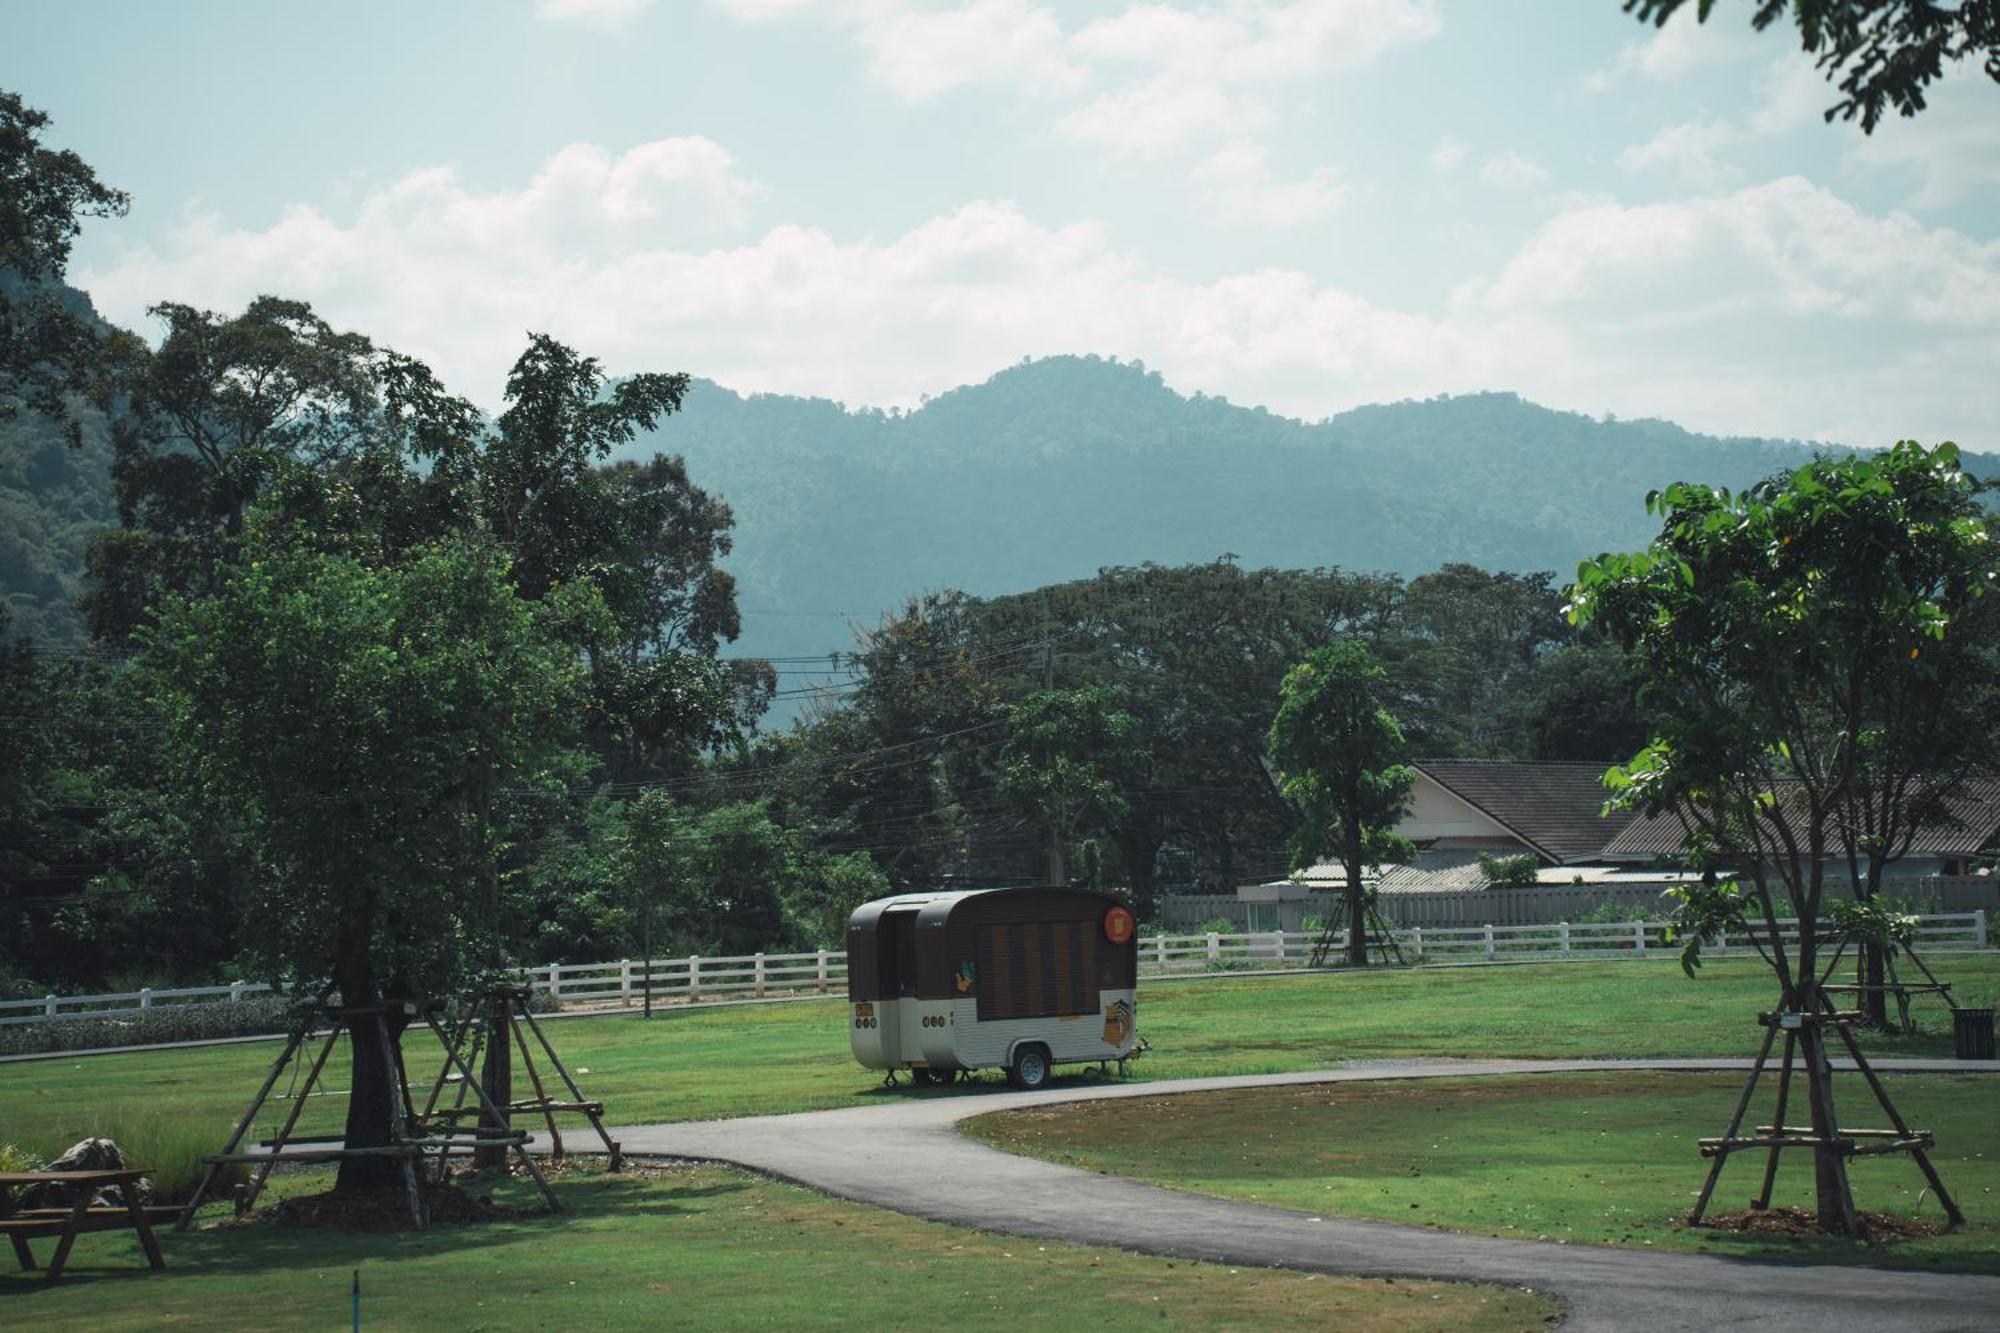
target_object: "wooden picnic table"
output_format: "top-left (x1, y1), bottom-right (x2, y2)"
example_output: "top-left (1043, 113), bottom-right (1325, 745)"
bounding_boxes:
top-left (0, 1169), bottom-right (169, 1282)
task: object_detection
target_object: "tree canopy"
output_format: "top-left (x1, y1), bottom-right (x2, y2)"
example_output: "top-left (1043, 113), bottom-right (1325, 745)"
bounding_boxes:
top-left (1268, 641), bottom-right (1416, 966)
top-left (1622, 0), bottom-right (2000, 131)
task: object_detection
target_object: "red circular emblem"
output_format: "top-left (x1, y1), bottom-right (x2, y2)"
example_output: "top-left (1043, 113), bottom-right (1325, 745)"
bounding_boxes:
top-left (1103, 905), bottom-right (1135, 945)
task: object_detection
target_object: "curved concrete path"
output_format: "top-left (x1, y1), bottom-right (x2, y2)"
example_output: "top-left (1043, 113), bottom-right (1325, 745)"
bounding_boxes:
top-left (607, 1058), bottom-right (2000, 1332)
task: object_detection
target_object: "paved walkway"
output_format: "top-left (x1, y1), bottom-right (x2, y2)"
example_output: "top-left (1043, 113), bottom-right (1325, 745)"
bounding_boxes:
top-left (606, 1058), bottom-right (2000, 1332)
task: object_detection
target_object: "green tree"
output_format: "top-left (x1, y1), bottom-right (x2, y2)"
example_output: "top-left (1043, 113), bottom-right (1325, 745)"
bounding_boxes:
top-left (83, 297), bottom-right (378, 643)
top-left (143, 539), bottom-right (593, 1197)
top-left (1622, 0), bottom-right (1999, 131)
top-left (1268, 642), bottom-right (1415, 966)
top-left (1, 89), bottom-right (128, 444)
top-left (1571, 440), bottom-right (1997, 1234)
top-left (997, 686), bottom-right (1136, 886)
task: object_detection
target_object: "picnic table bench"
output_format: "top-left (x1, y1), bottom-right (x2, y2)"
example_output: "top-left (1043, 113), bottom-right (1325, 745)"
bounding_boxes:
top-left (0, 1169), bottom-right (171, 1282)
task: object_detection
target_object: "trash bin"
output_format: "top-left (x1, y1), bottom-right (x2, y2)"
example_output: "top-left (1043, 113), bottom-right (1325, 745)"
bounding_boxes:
top-left (1952, 1006), bottom-right (1997, 1061)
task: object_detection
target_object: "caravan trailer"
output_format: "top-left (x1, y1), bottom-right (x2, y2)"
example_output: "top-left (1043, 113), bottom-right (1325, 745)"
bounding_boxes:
top-left (846, 887), bottom-right (1139, 1089)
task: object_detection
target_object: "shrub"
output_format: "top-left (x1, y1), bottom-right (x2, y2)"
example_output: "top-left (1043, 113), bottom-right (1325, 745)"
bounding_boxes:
top-left (1192, 917), bottom-right (1243, 936)
top-left (0, 994), bottom-right (295, 1057)
top-left (1477, 852), bottom-right (1541, 888)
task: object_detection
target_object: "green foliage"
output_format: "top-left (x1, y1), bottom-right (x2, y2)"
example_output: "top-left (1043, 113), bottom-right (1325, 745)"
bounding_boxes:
top-left (1826, 897), bottom-right (1922, 950)
top-left (1661, 878), bottom-right (1754, 977)
top-left (1621, 0), bottom-right (2000, 132)
top-left (1575, 441), bottom-right (2000, 990)
top-left (141, 539), bottom-right (593, 998)
top-left (0, 994), bottom-right (294, 1057)
top-left (1268, 642), bottom-right (1415, 875)
top-left (997, 686), bottom-right (1136, 883)
top-left (1476, 852), bottom-right (1541, 888)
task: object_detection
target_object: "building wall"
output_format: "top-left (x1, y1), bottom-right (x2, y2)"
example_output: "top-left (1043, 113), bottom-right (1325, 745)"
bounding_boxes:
top-left (1398, 773), bottom-right (1519, 844)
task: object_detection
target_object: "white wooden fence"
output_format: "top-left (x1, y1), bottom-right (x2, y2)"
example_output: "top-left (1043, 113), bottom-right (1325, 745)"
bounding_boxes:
top-left (3, 911), bottom-right (1987, 1027)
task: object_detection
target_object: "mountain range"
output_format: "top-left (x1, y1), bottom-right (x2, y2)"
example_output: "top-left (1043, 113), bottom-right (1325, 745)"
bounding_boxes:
top-left (6, 346), bottom-right (1994, 684)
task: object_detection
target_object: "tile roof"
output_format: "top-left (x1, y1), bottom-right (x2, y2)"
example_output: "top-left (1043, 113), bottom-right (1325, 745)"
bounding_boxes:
top-left (1414, 759), bottom-right (1634, 865)
top-left (1598, 775), bottom-right (2000, 862)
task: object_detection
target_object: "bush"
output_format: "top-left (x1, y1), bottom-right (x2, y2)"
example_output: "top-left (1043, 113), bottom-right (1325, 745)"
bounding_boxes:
top-left (0, 994), bottom-right (295, 1057)
top-left (1478, 853), bottom-right (1541, 888)
top-left (1575, 896), bottom-right (1651, 925)
top-left (1192, 917), bottom-right (1243, 936)
top-left (9, 1114), bottom-right (247, 1207)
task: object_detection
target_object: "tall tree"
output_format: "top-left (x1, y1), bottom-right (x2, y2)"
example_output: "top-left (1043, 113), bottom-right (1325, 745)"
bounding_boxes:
top-left (83, 298), bottom-right (378, 643)
top-left (0, 89), bottom-right (128, 444)
top-left (1571, 440), bottom-right (1998, 1233)
top-left (996, 686), bottom-right (1136, 887)
top-left (143, 539), bottom-right (594, 1196)
top-left (1268, 642), bottom-right (1415, 967)
top-left (1621, 0), bottom-right (2000, 130)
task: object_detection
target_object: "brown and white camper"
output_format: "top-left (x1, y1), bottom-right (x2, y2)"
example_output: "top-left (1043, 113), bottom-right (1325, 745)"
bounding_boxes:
top-left (846, 887), bottom-right (1139, 1089)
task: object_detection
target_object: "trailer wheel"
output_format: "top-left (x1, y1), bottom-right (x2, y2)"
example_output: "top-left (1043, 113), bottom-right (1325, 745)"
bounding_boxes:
top-left (913, 1067), bottom-right (953, 1087)
top-left (1008, 1044), bottom-right (1051, 1090)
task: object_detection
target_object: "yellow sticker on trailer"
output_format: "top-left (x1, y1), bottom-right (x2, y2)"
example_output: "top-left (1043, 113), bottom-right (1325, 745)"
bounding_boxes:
top-left (854, 1002), bottom-right (874, 1018)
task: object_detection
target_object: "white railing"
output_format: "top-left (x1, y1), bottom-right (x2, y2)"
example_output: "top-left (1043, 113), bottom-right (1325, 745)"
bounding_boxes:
top-left (3, 911), bottom-right (1986, 1027)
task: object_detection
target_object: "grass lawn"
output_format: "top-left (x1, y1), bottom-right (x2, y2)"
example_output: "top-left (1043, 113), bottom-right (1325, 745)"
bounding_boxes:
top-left (6, 955), bottom-right (1998, 1161)
top-left (0, 1163), bottom-right (1556, 1330)
top-left (964, 1071), bottom-right (2000, 1273)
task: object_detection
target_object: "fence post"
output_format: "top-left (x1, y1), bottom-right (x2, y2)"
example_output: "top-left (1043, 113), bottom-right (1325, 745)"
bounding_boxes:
top-left (1482, 924), bottom-right (1495, 961)
top-left (1155, 935), bottom-right (1168, 969)
top-left (1976, 909), bottom-right (1987, 951)
top-left (139, 986), bottom-right (153, 1011)
top-left (1559, 921), bottom-right (1570, 958)
top-left (620, 959), bottom-right (633, 1004)
top-left (754, 953), bottom-right (767, 998)
top-left (1206, 932), bottom-right (1220, 963)
top-left (1410, 927), bottom-right (1423, 961)
top-left (1634, 920), bottom-right (1647, 955)
top-left (688, 955), bottom-right (701, 1002)
top-left (229, 980), bottom-right (245, 1003)
top-left (545, 965), bottom-right (561, 1006)
top-left (817, 950), bottom-right (830, 993)
top-left (44, 994), bottom-right (56, 1019)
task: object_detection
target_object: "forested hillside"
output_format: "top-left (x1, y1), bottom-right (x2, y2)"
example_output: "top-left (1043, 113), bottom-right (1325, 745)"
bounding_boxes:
top-left (0, 276), bottom-right (114, 646)
top-left (615, 355), bottom-right (1998, 669)
top-left (8, 343), bottom-right (1995, 659)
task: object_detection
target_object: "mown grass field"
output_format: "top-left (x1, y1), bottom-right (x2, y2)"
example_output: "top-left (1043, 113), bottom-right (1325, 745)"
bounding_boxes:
top-left (7, 955), bottom-right (1998, 1162)
top-left (0, 1162), bottom-right (1556, 1329)
top-left (964, 1071), bottom-right (2000, 1273)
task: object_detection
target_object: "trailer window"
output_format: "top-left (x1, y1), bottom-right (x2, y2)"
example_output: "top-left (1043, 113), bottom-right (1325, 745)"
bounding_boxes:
top-left (974, 920), bottom-right (1098, 1020)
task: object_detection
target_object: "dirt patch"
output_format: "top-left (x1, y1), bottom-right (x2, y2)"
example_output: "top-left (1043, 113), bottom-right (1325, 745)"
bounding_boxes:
top-left (249, 1180), bottom-right (522, 1230)
top-left (1700, 1207), bottom-right (1943, 1243)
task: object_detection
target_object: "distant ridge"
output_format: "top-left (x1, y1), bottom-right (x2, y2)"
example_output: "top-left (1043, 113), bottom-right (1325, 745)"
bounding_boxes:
top-left (610, 355), bottom-right (1995, 678)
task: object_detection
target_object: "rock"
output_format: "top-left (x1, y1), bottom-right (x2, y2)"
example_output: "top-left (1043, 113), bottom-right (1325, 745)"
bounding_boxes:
top-left (22, 1137), bottom-right (153, 1208)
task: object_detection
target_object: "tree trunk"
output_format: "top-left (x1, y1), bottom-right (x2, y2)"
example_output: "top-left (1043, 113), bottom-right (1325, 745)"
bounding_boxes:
top-left (1115, 823), bottom-right (1164, 922)
top-left (1794, 979), bottom-right (1860, 1235)
top-left (1343, 810), bottom-right (1368, 967)
top-left (333, 932), bottom-right (406, 1198)
top-left (1857, 871), bottom-right (1889, 1029)
top-left (475, 994), bottom-right (513, 1171)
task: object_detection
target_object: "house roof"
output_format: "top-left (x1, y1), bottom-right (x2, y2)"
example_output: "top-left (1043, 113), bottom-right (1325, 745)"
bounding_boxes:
top-left (1413, 759), bottom-right (1634, 865)
top-left (1598, 775), bottom-right (2000, 863)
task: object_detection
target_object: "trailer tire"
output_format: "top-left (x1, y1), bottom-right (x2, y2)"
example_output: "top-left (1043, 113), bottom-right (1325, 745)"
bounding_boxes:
top-left (1008, 1044), bottom-right (1051, 1090)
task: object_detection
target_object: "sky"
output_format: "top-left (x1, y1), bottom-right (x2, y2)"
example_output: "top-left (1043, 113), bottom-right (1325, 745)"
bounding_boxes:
top-left (9, 0), bottom-right (1999, 448)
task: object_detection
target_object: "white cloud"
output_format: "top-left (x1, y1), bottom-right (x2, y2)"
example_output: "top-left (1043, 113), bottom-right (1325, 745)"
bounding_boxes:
top-left (535, 0), bottom-right (657, 26)
top-left (1845, 68), bottom-right (2000, 208)
top-left (74, 148), bottom-right (1999, 449)
top-left (1585, 14), bottom-right (1755, 92)
top-left (857, 0), bottom-right (1084, 101)
top-left (1617, 119), bottom-right (1741, 190)
top-left (1192, 140), bottom-right (1344, 225)
top-left (1479, 152), bottom-right (1549, 191)
top-left (1427, 134), bottom-right (1466, 173)
top-left (700, 1), bottom-right (1438, 213)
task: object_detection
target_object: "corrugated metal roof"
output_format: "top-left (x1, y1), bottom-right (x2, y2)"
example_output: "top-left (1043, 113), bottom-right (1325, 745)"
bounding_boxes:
top-left (1598, 775), bottom-right (2000, 862)
top-left (1414, 759), bottom-right (1633, 864)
